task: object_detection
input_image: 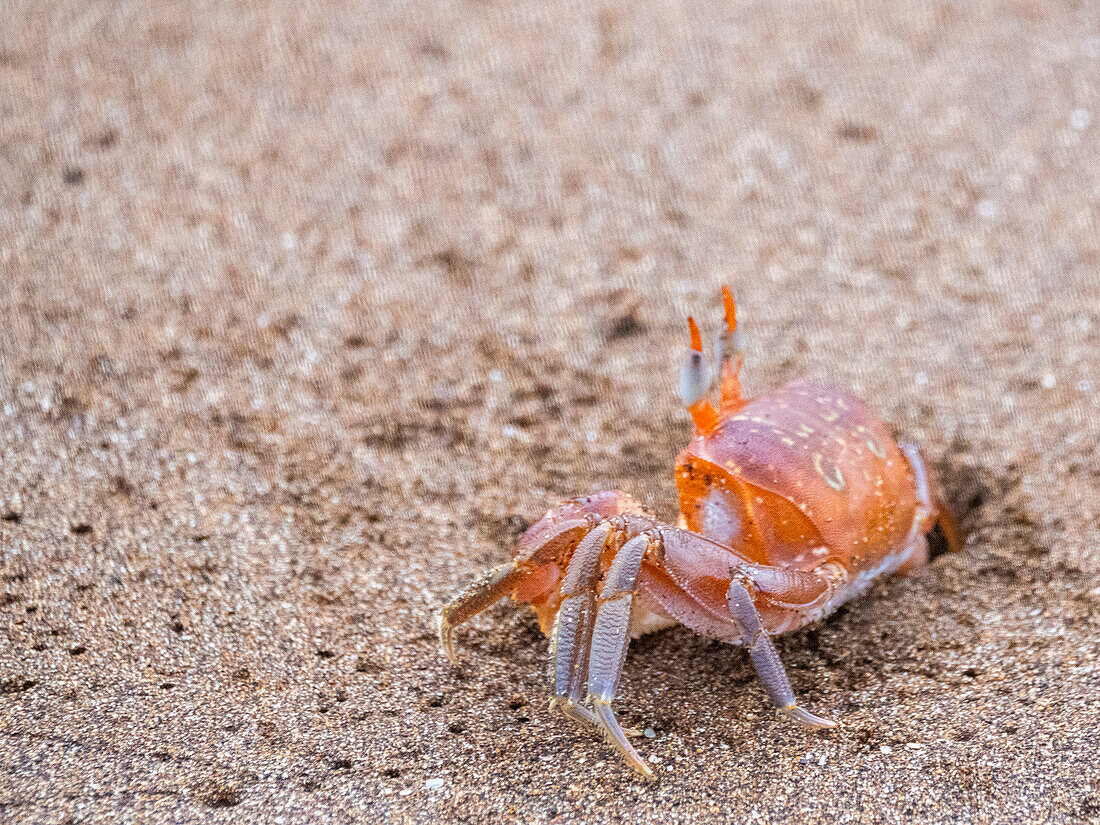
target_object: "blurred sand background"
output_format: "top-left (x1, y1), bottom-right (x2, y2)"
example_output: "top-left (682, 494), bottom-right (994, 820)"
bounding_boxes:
top-left (2, 1), bottom-right (1099, 822)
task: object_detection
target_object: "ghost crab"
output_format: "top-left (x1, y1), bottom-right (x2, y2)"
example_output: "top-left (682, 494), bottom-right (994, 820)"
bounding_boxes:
top-left (439, 287), bottom-right (959, 779)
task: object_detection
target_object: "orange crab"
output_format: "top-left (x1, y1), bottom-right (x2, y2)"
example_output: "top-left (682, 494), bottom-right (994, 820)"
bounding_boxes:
top-left (439, 287), bottom-right (959, 779)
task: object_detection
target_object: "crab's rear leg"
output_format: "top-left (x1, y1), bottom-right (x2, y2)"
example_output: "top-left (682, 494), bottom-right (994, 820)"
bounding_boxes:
top-left (899, 442), bottom-right (963, 572)
top-left (727, 576), bottom-right (836, 729)
top-left (586, 533), bottom-right (655, 779)
top-left (438, 520), bottom-right (589, 664)
top-left (438, 562), bottom-right (525, 665)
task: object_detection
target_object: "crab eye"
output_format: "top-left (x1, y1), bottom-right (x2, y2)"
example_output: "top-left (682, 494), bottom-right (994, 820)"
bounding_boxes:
top-left (679, 349), bottom-right (712, 407)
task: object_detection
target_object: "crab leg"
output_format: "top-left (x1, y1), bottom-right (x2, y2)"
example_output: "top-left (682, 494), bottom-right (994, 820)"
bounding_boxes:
top-left (726, 577), bottom-right (836, 729)
top-left (900, 441), bottom-right (962, 555)
top-left (438, 562), bottom-right (524, 664)
top-left (586, 533), bottom-right (654, 779)
top-left (439, 520), bottom-right (591, 664)
top-left (547, 522), bottom-right (615, 726)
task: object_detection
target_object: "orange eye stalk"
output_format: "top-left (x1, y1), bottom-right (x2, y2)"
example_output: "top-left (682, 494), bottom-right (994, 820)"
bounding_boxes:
top-left (722, 284), bottom-right (737, 334)
top-left (718, 285), bottom-right (745, 411)
top-left (679, 316), bottom-right (719, 432)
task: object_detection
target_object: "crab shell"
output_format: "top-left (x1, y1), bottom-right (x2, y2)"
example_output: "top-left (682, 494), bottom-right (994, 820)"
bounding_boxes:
top-left (513, 379), bottom-right (933, 644)
top-left (677, 379), bottom-right (919, 570)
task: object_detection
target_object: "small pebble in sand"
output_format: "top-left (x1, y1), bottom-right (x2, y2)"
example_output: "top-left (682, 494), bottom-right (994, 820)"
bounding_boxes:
top-left (644, 728), bottom-right (656, 739)
top-left (425, 778), bottom-right (444, 790)
top-left (1041, 373), bottom-right (1056, 389)
top-left (880, 745), bottom-right (893, 755)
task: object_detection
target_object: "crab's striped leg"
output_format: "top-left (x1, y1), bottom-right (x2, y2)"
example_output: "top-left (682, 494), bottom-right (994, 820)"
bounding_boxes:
top-left (585, 533), bottom-right (654, 779)
top-left (548, 522), bottom-right (615, 726)
top-left (727, 576), bottom-right (836, 729)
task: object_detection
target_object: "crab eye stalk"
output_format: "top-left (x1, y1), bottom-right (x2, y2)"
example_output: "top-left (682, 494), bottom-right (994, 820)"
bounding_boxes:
top-left (678, 348), bottom-right (712, 407)
top-left (717, 285), bottom-right (746, 411)
top-left (719, 284), bottom-right (746, 360)
top-left (679, 316), bottom-right (719, 431)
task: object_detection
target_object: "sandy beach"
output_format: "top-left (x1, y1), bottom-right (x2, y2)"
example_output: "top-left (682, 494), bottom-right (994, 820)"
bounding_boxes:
top-left (2, 1), bottom-right (1099, 822)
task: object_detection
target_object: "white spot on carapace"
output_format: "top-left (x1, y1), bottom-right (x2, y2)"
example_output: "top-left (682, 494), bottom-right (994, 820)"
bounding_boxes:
top-left (866, 438), bottom-right (886, 458)
top-left (814, 452), bottom-right (846, 492)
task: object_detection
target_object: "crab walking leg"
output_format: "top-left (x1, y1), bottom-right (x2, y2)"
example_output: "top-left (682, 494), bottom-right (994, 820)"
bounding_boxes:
top-left (438, 562), bottom-right (523, 665)
top-left (899, 442), bottom-right (932, 524)
top-left (585, 534), bottom-right (654, 779)
top-left (548, 522), bottom-right (614, 727)
top-left (900, 441), bottom-right (962, 555)
top-left (439, 519), bottom-right (593, 664)
top-left (727, 577), bottom-right (836, 729)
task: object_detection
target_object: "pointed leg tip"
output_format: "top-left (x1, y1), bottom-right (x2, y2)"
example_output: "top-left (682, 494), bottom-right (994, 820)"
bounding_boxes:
top-left (621, 747), bottom-right (657, 780)
top-left (554, 698), bottom-right (599, 728)
top-left (592, 700), bottom-right (655, 780)
top-left (438, 615), bottom-right (461, 666)
top-left (783, 705), bottom-right (838, 730)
